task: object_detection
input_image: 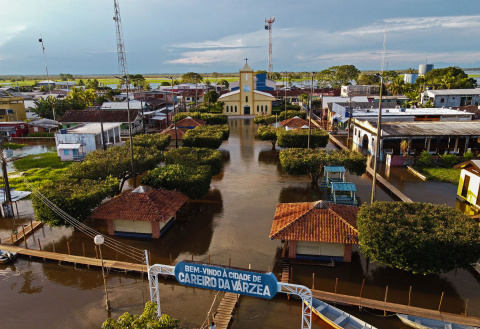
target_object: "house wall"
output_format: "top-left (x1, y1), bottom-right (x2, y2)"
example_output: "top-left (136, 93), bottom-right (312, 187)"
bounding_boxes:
top-left (344, 244), bottom-right (352, 263)
top-left (457, 169), bottom-right (480, 206)
top-left (28, 126), bottom-right (49, 134)
top-left (288, 240), bottom-right (296, 258)
top-left (296, 241), bottom-right (345, 258)
top-left (56, 133), bottom-right (96, 153)
top-left (0, 97), bottom-right (27, 122)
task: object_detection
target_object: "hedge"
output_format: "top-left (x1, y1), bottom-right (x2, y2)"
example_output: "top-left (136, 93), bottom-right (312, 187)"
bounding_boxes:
top-left (141, 164), bottom-right (212, 199)
top-left (129, 133), bottom-right (170, 151)
top-left (175, 112), bottom-right (228, 125)
top-left (257, 126), bottom-right (280, 147)
top-left (182, 126), bottom-right (227, 149)
top-left (165, 147), bottom-right (222, 175)
top-left (277, 128), bottom-right (329, 148)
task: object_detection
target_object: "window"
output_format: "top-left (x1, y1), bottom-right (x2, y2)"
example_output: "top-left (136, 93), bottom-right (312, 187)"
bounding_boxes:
top-left (34, 127), bottom-right (39, 132)
top-left (265, 105), bottom-right (268, 112)
top-left (226, 106), bottom-right (229, 112)
top-left (245, 74), bottom-right (248, 80)
top-left (462, 175), bottom-right (470, 198)
top-left (257, 105), bottom-right (259, 112)
top-left (64, 150), bottom-right (69, 155)
top-left (235, 106), bottom-right (237, 112)
top-left (72, 149), bottom-right (78, 155)
top-left (440, 98), bottom-right (445, 103)
top-left (261, 105), bottom-right (264, 112)
top-left (246, 96), bottom-right (248, 102)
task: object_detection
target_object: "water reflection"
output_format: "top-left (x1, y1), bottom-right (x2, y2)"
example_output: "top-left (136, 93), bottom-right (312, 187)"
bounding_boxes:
top-left (257, 148), bottom-right (283, 173)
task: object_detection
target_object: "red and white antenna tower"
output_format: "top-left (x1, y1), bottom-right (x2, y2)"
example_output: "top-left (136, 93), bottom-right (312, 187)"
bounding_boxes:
top-left (265, 16), bottom-right (275, 78)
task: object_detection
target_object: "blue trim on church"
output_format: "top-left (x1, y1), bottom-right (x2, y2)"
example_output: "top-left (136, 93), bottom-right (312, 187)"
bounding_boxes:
top-left (231, 73), bottom-right (275, 91)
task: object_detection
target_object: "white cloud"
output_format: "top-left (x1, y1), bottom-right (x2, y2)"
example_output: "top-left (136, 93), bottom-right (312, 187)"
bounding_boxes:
top-left (0, 25), bottom-right (28, 49)
top-left (166, 49), bottom-right (251, 65)
top-left (342, 15), bottom-right (480, 35)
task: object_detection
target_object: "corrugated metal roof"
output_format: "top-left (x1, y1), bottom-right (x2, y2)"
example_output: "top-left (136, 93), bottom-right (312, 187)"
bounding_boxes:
top-left (365, 120), bottom-right (480, 137)
top-left (425, 89), bottom-right (480, 96)
top-left (331, 182), bottom-right (356, 192)
top-left (324, 166), bottom-right (346, 173)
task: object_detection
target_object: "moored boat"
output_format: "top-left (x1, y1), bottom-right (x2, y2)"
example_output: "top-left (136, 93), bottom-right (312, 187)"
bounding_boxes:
top-left (305, 298), bottom-right (377, 329)
top-left (0, 249), bottom-right (17, 264)
top-left (397, 313), bottom-right (479, 329)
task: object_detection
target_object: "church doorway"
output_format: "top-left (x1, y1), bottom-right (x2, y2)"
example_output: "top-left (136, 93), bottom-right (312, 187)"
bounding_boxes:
top-left (244, 106), bottom-right (250, 115)
top-left (362, 134), bottom-right (369, 149)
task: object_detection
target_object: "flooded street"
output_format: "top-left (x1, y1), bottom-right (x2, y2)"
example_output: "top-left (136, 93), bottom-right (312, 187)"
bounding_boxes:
top-left (0, 120), bottom-right (479, 328)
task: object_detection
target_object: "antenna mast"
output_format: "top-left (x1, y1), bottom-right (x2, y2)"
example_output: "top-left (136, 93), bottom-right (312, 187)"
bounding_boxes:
top-left (113, 0), bottom-right (128, 80)
top-left (265, 17), bottom-right (275, 79)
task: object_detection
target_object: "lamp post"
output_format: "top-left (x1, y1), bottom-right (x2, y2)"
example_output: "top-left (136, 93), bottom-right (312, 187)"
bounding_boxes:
top-left (168, 77), bottom-right (178, 148)
top-left (94, 235), bottom-right (111, 311)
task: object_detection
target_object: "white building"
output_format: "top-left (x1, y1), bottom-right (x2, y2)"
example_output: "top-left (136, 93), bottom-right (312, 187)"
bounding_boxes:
top-left (421, 89), bottom-right (480, 107)
top-left (55, 123), bottom-right (122, 161)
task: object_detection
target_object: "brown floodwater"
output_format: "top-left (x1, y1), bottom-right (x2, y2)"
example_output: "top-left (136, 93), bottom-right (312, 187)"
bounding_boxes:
top-left (0, 119), bottom-right (479, 329)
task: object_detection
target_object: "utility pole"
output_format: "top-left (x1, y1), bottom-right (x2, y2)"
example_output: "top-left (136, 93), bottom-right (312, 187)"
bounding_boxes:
top-left (371, 30), bottom-right (387, 204)
top-left (38, 37), bottom-right (55, 121)
top-left (265, 17), bottom-right (275, 79)
top-left (284, 72), bottom-right (288, 120)
top-left (169, 77), bottom-right (178, 149)
top-left (0, 138), bottom-right (13, 217)
top-left (308, 72), bottom-right (315, 149)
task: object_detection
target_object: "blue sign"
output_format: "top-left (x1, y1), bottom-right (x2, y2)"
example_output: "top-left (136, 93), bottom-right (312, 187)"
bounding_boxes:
top-left (175, 260), bottom-right (278, 299)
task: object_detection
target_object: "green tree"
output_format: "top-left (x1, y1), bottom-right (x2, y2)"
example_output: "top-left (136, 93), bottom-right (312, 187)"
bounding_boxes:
top-left (356, 73), bottom-right (380, 85)
top-left (299, 93), bottom-right (309, 105)
top-left (182, 126), bottom-right (226, 149)
top-left (316, 65), bottom-right (360, 88)
top-left (219, 79), bottom-right (229, 89)
top-left (277, 129), bottom-right (330, 149)
top-left (255, 70), bottom-right (268, 75)
top-left (78, 79), bottom-right (85, 86)
top-left (254, 114), bottom-right (277, 125)
top-left (102, 301), bottom-right (180, 329)
top-left (161, 81), bottom-right (171, 86)
top-left (388, 76), bottom-right (405, 95)
top-left (181, 72), bottom-right (203, 84)
top-left (357, 202), bottom-right (480, 274)
top-left (258, 126), bottom-right (280, 148)
top-left (129, 74), bottom-right (146, 89)
top-left (141, 164), bottom-right (212, 199)
top-left (33, 97), bottom-right (86, 119)
top-left (204, 90), bottom-right (219, 103)
top-left (280, 148), bottom-right (367, 183)
top-left (165, 147), bottom-right (222, 175)
top-left (420, 67), bottom-right (477, 89)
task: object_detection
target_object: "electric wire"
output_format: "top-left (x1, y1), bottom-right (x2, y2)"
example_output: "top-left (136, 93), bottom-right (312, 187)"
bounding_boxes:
top-left (8, 164), bottom-right (146, 263)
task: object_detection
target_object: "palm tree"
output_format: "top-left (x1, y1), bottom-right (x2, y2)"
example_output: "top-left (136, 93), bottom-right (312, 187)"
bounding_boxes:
top-left (388, 77), bottom-right (405, 95)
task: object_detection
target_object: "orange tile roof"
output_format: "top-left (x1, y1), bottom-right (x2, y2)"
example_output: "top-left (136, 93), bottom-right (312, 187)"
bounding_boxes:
top-left (269, 201), bottom-right (359, 244)
top-left (280, 117), bottom-right (309, 128)
top-left (176, 117), bottom-right (206, 127)
top-left (90, 186), bottom-right (188, 222)
top-left (161, 127), bottom-right (188, 140)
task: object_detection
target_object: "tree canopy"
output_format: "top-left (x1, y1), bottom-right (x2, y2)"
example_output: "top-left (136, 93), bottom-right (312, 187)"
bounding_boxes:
top-left (257, 126), bottom-right (280, 148)
top-left (280, 148), bottom-right (367, 182)
top-left (356, 73), bottom-right (380, 86)
top-left (102, 301), bottom-right (180, 329)
top-left (165, 147), bottom-right (223, 175)
top-left (277, 129), bottom-right (329, 149)
top-left (357, 202), bottom-right (480, 274)
top-left (421, 66), bottom-right (476, 89)
top-left (181, 72), bottom-right (203, 84)
top-left (204, 90), bottom-right (219, 103)
top-left (33, 97), bottom-right (86, 120)
top-left (183, 126), bottom-right (227, 149)
top-left (316, 65), bottom-right (360, 88)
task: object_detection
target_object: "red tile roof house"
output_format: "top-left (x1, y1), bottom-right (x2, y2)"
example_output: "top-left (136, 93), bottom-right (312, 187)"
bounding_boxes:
top-left (279, 116), bottom-right (309, 130)
top-left (269, 201), bottom-right (360, 263)
top-left (90, 186), bottom-right (188, 238)
top-left (160, 127), bottom-right (188, 148)
top-left (175, 117), bottom-right (206, 129)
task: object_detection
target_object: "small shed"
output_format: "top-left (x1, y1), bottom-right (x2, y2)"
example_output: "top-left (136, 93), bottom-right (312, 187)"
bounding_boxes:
top-left (28, 118), bottom-right (59, 134)
top-left (454, 160), bottom-right (480, 210)
top-left (322, 166), bottom-right (346, 188)
top-left (279, 116), bottom-right (309, 130)
top-left (90, 186), bottom-right (188, 238)
top-left (160, 127), bottom-right (188, 148)
top-left (57, 143), bottom-right (86, 161)
top-left (330, 182), bottom-right (357, 205)
top-left (270, 201), bottom-right (360, 263)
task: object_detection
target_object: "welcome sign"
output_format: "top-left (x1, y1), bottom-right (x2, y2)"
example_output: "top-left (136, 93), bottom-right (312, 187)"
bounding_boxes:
top-left (174, 260), bottom-right (278, 299)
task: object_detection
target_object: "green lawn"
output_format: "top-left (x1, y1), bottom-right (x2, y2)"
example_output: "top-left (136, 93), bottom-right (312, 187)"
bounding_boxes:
top-left (13, 152), bottom-right (71, 171)
top-left (4, 143), bottom-right (25, 149)
top-left (413, 166), bottom-right (461, 184)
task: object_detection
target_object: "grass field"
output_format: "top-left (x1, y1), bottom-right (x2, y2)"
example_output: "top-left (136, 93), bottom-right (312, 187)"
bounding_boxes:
top-left (413, 166), bottom-right (461, 185)
top-left (14, 152), bottom-right (71, 171)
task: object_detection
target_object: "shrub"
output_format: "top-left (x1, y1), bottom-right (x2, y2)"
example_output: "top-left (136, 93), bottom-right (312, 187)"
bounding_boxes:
top-left (200, 113), bottom-right (228, 125)
top-left (278, 109), bottom-right (306, 120)
top-left (4, 143), bottom-right (25, 149)
top-left (258, 126), bottom-right (279, 147)
top-left (165, 147), bottom-right (222, 175)
top-left (416, 150), bottom-right (432, 167)
top-left (141, 164), bottom-right (211, 199)
top-left (440, 153), bottom-right (460, 167)
top-left (463, 150), bottom-right (475, 161)
top-left (29, 132), bottom-right (54, 137)
top-left (129, 133), bottom-right (170, 151)
top-left (254, 114), bottom-right (277, 125)
top-left (357, 202), bottom-right (480, 274)
top-left (277, 129), bottom-right (329, 148)
top-left (175, 112), bottom-right (201, 121)
top-left (183, 126), bottom-right (226, 149)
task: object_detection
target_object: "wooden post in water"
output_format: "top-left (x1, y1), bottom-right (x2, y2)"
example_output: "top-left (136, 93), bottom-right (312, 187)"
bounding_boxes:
top-left (290, 267), bottom-right (293, 283)
top-left (359, 279), bottom-right (365, 311)
top-left (465, 299), bottom-right (469, 316)
top-left (334, 278), bottom-right (338, 294)
top-left (52, 240), bottom-right (56, 253)
top-left (82, 243), bottom-right (85, 257)
top-left (22, 225), bottom-right (27, 248)
top-left (208, 255), bottom-right (211, 264)
top-left (38, 238), bottom-right (42, 251)
top-left (408, 286), bottom-right (412, 306)
top-left (95, 245), bottom-right (99, 259)
top-left (438, 292), bottom-right (444, 312)
top-left (268, 265), bottom-right (271, 272)
top-left (67, 242), bottom-right (71, 255)
top-left (384, 286), bottom-right (389, 316)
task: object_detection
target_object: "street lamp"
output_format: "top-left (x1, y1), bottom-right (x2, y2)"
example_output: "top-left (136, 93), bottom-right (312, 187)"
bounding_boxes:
top-left (371, 74), bottom-right (384, 203)
top-left (167, 77), bottom-right (178, 148)
top-left (94, 235), bottom-right (111, 311)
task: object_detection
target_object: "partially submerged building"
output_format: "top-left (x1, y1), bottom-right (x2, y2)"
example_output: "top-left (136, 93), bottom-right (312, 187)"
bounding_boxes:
top-left (270, 201), bottom-right (359, 263)
top-left (454, 160), bottom-right (480, 210)
top-left (90, 186), bottom-right (188, 238)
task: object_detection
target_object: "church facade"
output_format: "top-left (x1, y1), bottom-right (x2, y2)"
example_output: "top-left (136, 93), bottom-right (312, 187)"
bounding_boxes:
top-left (219, 62), bottom-right (275, 116)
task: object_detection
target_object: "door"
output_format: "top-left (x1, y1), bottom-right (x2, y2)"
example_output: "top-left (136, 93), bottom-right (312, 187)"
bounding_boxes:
top-left (244, 106), bottom-right (250, 115)
top-left (461, 174), bottom-right (470, 198)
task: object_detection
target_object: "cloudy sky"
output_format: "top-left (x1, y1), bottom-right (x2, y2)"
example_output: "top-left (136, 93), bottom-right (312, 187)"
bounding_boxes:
top-left (1, 0), bottom-right (479, 75)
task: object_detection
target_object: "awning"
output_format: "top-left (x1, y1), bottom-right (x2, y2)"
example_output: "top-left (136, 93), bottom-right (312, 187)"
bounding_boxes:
top-left (151, 116), bottom-right (167, 121)
top-left (57, 143), bottom-right (82, 150)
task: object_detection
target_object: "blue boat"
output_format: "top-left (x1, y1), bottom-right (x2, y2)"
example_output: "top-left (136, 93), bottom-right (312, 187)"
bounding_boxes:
top-left (305, 298), bottom-right (377, 329)
top-left (0, 249), bottom-right (17, 264)
top-left (397, 314), bottom-right (479, 329)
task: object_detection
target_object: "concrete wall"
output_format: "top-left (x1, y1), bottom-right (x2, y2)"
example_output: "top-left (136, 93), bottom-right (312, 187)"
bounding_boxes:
top-left (0, 97), bottom-right (27, 122)
top-left (56, 133), bottom-right (96, 153)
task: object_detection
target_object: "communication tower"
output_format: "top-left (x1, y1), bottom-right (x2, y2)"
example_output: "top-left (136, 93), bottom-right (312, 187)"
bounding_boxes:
top-left (265, 17), bottom-right (275, 78)
top-left (113, 0), bottom-right (128, 79)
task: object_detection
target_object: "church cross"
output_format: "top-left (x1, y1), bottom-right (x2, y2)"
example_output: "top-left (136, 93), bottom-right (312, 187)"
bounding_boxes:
top-left (244, 57), bottom-right (248, 64)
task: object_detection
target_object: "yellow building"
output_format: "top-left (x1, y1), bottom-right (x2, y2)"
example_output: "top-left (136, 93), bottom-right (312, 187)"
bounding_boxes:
top-left (219, 61), bottom-right (275, 116)
top-left (455, 160), bottom-right (480, 210)
top-left (0, 91), bottom-right (27, 122)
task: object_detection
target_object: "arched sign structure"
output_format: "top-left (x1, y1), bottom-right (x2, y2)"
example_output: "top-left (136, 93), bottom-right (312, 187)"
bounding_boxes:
top-left (147, 255), bottom-right (312, 329)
